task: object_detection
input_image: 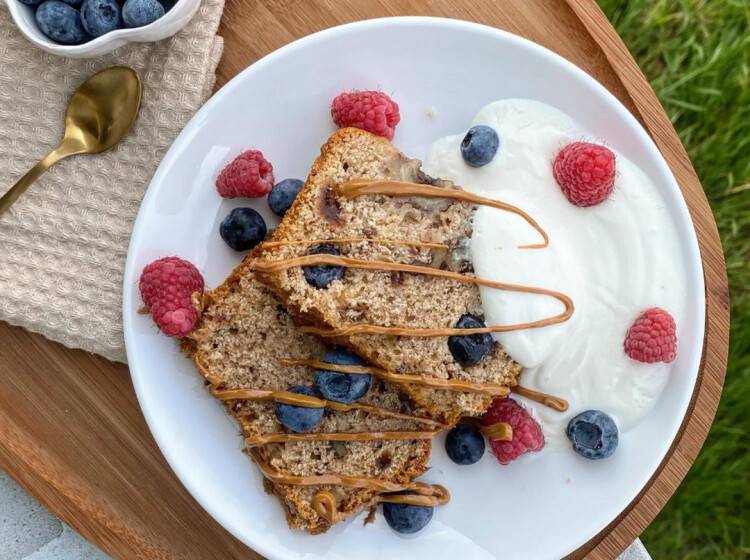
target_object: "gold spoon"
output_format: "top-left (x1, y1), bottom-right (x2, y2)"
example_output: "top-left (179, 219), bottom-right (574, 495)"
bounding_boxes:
top-left (0, 66), bottom-right (142, 216)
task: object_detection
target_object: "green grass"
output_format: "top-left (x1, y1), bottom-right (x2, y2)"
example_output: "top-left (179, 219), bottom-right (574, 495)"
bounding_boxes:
top-left (598, 1), bottom-right (750, 558)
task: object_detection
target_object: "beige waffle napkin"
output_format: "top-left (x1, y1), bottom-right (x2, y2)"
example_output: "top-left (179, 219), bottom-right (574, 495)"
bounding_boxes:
top-left (0, 0), bottom-right (224, 362)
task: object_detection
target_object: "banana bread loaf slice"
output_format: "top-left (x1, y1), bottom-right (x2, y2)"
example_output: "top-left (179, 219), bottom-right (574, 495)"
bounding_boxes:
top-left (253, 128), bottom-right (523, 424)
top-left (183, 260), bottom-right (435, 534)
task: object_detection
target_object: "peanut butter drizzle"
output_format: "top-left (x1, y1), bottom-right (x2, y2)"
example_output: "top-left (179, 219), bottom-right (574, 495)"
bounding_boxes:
top-left (277, 359), bottom-right (511, 397)
top-left (478, 422), bottom-right (513, 441)
top-left (512, 385), bottom-right (569, 412)
top-left (195, 339), bottom-right (452, 511)
top-left (249, 254), bottom-right (574, 340)
top-left (194, 356), bottom-right (224, 386)
top-left (337, 179), bottom-right (549, 249)
top-left (251, 179), bottom-right (574, 339)
top-left (311, 491), bottom-right (339, 523)
top-left (261, 237), bottom-right (449, 250)
top-left (244, 429), bottom-right (437, 448)
top-left (190, 291), bottom-right (204, 317)
top-left (460, 417), bottom-right (513, 441)
top-left (375, 483), bottom-right (451, 507)
top-left (250, 255), bottom-right (574, 338)
top-left (311, 483), bottom-right (451, 524)
top-left (249, 448), bottom-right (438, 493)
top-left (211, 387), bottom-right (443, 427)
top-left (196, 184), bottom-right (568, 516)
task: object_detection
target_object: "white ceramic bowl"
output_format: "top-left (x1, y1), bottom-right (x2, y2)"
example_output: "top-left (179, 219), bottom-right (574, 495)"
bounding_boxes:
top-left (4, 0), bottom-right (201, 58)
top-left (123, 17), bottom-right (704, 560)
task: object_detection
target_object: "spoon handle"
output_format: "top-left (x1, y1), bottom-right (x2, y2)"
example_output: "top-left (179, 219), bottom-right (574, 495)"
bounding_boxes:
top-left (0, 144), bottom-right (79, 217)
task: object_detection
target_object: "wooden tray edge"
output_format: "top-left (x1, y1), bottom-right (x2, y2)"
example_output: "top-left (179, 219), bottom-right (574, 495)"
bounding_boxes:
top-left (0, 3), bottom-right (730, 559)
top-left (564, 2), bottom-right (730, 558)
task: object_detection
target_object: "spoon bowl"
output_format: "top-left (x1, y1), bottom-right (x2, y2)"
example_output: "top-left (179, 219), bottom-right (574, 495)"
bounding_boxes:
top-left (0, 66), bottom-right (141, 216)
top-left (64, 67), bottom-right (142, 154)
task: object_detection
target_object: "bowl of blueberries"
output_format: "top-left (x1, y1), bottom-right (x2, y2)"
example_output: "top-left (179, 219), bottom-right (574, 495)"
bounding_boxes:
top-left (5, 0), bottom-right (201, 57)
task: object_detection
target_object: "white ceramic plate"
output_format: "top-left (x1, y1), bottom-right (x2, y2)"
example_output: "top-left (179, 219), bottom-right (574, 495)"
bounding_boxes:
top-left (123, 17), bottom-right (705, 560)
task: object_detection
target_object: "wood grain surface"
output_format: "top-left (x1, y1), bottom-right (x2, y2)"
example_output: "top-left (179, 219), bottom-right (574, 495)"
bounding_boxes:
top-left (0, 1), bottom-right (729, 559)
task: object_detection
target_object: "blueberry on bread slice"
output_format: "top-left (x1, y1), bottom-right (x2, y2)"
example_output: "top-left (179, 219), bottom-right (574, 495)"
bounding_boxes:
top-left (183, 262), bottom-right (438, 534)
top-left (251, 128), bottom-right (523, 424)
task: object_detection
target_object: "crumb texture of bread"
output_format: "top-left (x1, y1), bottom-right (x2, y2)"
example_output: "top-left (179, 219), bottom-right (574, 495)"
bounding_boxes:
top-left (255, 128), bottom-right (522, 423)
top-left (186, 262), bottom-right (432, 533)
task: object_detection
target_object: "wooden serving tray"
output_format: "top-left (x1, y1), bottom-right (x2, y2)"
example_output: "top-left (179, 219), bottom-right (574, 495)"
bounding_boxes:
top-left (0, 1), bottom-right (729, 558)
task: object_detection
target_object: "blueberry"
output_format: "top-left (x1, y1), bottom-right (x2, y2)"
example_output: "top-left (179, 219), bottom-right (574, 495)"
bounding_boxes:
top-left (18, 0), bottom-right (44, 6)
top-left (314, 348), bottom-right (371, 404)
top-left (121, 0), bottom-right (163, 27)
top-left (445, 424), bottom-right (485, 465)
top-left (59, 0), bottom-right (83, 6)
top-left (275, 386), bottom-right (324, 433)
top-left (447, 314), bottom-right (494, 366)
top-left (460, 125), bottom-right (500, 167)
top-left (302, 244), bottom-right (345, 289)
top-left (383, 502), bottom-right (434, 534)
top-left (268, 178), bottom-right (303, 217)
top-left (219, 208), bottom-right (267, 252)
top-left (80, 0), bottom-right (121, 37)
top-left (566, 410), bottom-right (619, 460)
top-left (35, 1), bottom-right (90, 44)
top-left (157, 0), bottom-right (176, 10)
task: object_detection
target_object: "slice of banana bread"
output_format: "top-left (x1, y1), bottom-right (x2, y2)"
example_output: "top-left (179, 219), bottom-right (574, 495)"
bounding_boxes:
top-left (253, 128), bottom-right (523, 424)
top-left (183, 259), bottom-right (434, 534)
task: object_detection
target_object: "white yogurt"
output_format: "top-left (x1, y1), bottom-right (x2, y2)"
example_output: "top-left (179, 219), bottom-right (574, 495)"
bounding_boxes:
top-left (424, 99), bottom-right (686, 442)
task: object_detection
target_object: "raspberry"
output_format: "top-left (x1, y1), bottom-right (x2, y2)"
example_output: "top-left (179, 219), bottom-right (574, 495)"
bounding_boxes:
top-left (139, 257), bottom-right (204, 337)
top-left (553, 142), bottom-right (616, 207)
top-left (216, 150), bottom-right (274, 198)
top-left (481, 397), bottom-right (544, 465)
top-left (624, 307), bottom-right (677, 363)
top-left (331, 90), bottom-right (400, 140)
top-left (152, 306), bottom-right (198, 338)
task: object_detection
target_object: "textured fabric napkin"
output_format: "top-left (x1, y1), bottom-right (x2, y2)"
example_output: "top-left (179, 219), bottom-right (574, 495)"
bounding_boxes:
top-left (0, 0), bottom-right (224, 362)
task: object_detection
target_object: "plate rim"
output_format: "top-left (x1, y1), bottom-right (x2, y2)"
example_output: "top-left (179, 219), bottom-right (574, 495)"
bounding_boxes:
top-left (123, 15), bottom-right (706, 560)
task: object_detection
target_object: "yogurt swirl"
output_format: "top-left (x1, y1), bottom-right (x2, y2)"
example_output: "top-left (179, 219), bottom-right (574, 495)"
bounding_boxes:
top-left (425, 99), bottom-right (686, 441)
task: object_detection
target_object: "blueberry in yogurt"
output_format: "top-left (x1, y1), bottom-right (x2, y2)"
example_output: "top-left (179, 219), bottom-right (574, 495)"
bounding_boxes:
top-left (460, 125), bottom-right (500, 167)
